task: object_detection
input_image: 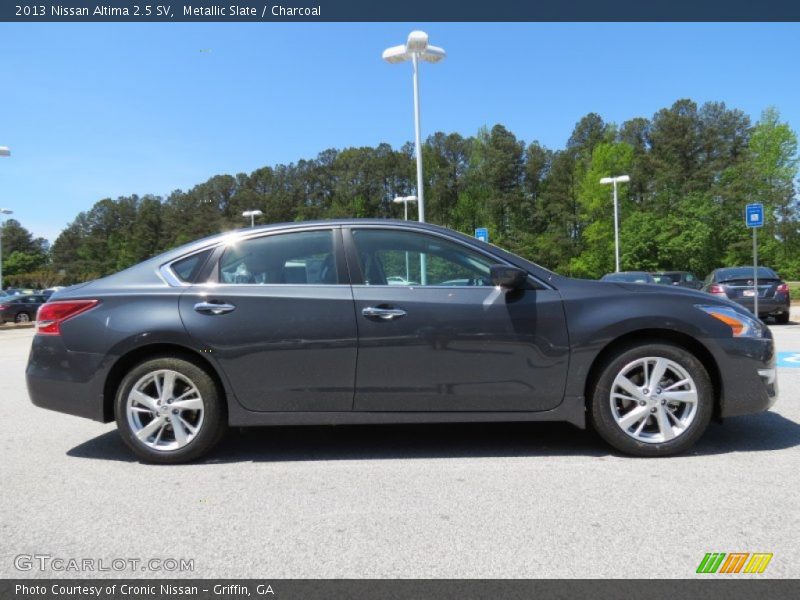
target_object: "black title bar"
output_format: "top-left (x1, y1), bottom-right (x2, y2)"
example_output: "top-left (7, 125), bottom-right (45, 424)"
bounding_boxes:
top-left (2, 0), bottom-right (800, 22)
top-left (3, 580), bottom-right (800, 600)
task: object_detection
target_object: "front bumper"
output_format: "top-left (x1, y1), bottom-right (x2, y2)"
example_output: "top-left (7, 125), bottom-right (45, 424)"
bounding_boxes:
top-left (26, 334), bottom-right (109, 422)
top-left (712, 331), bottom-right (778, 418)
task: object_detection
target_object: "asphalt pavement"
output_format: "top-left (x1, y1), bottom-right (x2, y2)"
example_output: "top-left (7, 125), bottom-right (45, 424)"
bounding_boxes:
top-left (1, 320), bottom-right (799, 579)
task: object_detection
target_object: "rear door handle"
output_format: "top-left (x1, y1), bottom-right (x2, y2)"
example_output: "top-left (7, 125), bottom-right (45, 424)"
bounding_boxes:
top-left (362, 306), bottom-right (406, 320)
top-left (194, 301), bottom-right (236, 315)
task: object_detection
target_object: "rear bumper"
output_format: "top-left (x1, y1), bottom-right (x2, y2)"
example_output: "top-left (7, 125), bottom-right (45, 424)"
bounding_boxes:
top-left (712, 333), bottom-right (778, 418)
top-left (730, 296), bottom-right (790, 317)
top-left (26, 335), bottom-right (109, 422)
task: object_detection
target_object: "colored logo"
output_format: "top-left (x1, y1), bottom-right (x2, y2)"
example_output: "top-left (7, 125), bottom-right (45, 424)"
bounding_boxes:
top-left (697, 552), bottom-right (773, 574)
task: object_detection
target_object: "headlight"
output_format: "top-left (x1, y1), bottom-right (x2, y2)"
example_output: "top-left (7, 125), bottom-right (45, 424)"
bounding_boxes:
top-left (696, 305), bottom-right (764, 338)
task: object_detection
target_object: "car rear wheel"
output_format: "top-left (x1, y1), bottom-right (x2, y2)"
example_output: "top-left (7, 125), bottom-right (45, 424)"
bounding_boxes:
top-left (15, 312), bottom-right (32, 323)
top-left (775, 312), bottom-right (790, 325)
top-left (590, 343), bottom-right (713, 457)
top-left (115, 357), bottom-right (227, 464)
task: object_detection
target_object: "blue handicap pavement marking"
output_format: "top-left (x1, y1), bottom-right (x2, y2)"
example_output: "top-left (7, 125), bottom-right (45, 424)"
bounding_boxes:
top-left (777, 352), bottom-right (800, 368)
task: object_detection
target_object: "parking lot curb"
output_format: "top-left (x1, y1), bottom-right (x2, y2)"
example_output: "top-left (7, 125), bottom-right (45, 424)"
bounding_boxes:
top-left (0, 322), bottom-right (36, 331)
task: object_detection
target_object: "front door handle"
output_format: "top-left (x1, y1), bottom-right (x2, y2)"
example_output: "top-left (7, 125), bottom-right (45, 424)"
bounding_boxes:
top-left (194, 301), bottom-right (236, 315)
top-left (362, 306), bottom-right (406, 320)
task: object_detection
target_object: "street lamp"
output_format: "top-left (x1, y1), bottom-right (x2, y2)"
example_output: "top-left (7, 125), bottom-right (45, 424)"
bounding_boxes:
top-left (383, 31), bottom-right (445, 225)
top-left (0, 208), bottom-right (13, 291)
top-left (0, 147), bottom-right (9, 157)
top-left (242, 209), bottom-right (263, 228)
top-left (599, 175), bottom-right (630, 273)
top-left (392, 195), bottom-right (418, 221)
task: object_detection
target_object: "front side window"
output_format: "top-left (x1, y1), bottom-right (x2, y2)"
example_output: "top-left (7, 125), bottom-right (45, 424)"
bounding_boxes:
top-left (219, 230), bottom-right (338, 285)
top-left (352, 229), bottom-right (495, 286)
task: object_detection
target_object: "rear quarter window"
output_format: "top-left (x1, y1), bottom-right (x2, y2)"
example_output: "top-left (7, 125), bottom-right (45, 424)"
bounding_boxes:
top-left (171, 249), bottom-right (213, 283)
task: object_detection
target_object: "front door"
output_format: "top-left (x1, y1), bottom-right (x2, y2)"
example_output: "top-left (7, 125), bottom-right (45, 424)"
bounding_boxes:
top-left (346, 227), bottom-right (569, 412)
top-left (179, 228), bottom-right (358, 412)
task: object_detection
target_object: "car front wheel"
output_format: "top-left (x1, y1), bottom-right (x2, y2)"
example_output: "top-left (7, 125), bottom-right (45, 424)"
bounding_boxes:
top-left (590, 343), bottom-right (713, 457)
top-left (115, 356), bottom-right (227, 464)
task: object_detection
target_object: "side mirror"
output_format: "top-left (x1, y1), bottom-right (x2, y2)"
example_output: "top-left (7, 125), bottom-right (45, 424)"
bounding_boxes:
top-left (490, 265), bottom-right (528, 289)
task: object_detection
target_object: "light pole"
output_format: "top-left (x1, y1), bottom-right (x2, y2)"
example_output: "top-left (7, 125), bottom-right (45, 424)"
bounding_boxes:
top-left (242, 209), bottom-right (263, 228)
top-left (384, 32), bottom-right (444, 286)
top-left (599, 175), bottom-right (630, 273)
top-left (0, 208), bottom-right (12, 291)
top-left (0, 146), bottom-right (10, 290)
top-left (392, 195), bottom-right (418, 221)
top-left (393, 196), bottom-right (418, 282)
top-left (383, 31), bottom-right (445, 224)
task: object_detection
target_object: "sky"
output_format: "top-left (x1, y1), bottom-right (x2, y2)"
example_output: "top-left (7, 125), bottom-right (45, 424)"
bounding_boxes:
top-left (1, 22), bottom-right (798, 243)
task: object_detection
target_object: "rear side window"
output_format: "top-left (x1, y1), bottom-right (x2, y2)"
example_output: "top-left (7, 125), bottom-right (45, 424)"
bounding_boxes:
top-left (718, 267), bottom-right (778, 280)
top-left (171, 249), bottom-right (213, 283)
top-left (218, 230), bottom-right (338, 285)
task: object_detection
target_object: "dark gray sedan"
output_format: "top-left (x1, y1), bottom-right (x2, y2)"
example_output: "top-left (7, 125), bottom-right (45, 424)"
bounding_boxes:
top-left (27, 220), bottom-right (778, 463)
top-left (703, 266), bottom-right (790, 324)
top-left (0, 294), bottom-right (46, 324)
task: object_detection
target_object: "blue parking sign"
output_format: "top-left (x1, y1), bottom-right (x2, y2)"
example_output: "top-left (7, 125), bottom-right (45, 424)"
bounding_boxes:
top-left (746, 203), bottom-right (764, 228)
top-left (475, 227), bottom-right (489, 243)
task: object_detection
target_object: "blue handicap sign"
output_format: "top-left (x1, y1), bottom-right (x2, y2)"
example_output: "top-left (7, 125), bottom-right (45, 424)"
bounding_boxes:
top-left (475, 227), bottom-right (489, 243)
top-left (746, 203), bottom-right (764, 228)
top-left (777, 352), bottom-right (800, 368)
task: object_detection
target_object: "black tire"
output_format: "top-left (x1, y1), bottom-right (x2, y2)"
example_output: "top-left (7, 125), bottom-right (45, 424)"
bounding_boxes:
top-left (590, 343), bottom-right (713, 457)
top-left (15, 312), bottom-right (32, 323)
top-left (115, 356), bottom-right (227, 464)
top-left (774, 312), bottom-right (790, 325)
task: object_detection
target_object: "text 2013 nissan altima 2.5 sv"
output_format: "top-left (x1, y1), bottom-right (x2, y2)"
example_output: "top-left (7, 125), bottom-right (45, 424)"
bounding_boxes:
top-left (27, 220), bottom-right (778, 463)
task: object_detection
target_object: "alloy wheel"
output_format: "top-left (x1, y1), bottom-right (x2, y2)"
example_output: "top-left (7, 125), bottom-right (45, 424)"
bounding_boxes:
top-left (609, 357), bottom-right (698, 444)
top-left (126, 369), bottom-right (205, 451)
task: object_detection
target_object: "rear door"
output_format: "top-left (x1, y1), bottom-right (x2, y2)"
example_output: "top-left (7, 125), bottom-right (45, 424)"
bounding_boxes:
top-left (178, 227), bottom-right (358, 412)
top-left (345, 227), bottom-right (570, 412)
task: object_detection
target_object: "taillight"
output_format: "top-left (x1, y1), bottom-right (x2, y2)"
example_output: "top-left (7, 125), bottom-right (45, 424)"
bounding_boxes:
top-left (777, 283), bottom-right (789, 294)
top-left (36, 300), bottom-right (100, 335)
top-left (708, 284), bottom-right (726, 295)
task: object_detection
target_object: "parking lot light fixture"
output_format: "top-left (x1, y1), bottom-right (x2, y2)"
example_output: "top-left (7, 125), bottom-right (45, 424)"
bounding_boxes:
top-left (0, 146), bottom-right (10, 157)
top-left (599, 175), bottom-right (631, 273)
top-left (392, 195), bottom-right (418, 221)
top-left (242, 209), bottom-right (263, 228)
top-left (383, 31), bottom-right (445, 226)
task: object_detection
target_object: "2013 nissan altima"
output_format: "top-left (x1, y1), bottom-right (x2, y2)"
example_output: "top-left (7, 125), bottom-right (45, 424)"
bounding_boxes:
top-left (26, 220), bottom-right (778, 463)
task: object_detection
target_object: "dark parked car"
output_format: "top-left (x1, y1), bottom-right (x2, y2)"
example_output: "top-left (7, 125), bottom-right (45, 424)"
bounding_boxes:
top-left (652, 271), bottom-right (703, 290)
top-left (600, 271), bottom-right (655, 284)
top-left (703, 266), bottom-right (790, 324)
top-left (1, 294), bottom-right (47, 324)
top-left (27, 220), bottom-right (777, 463)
